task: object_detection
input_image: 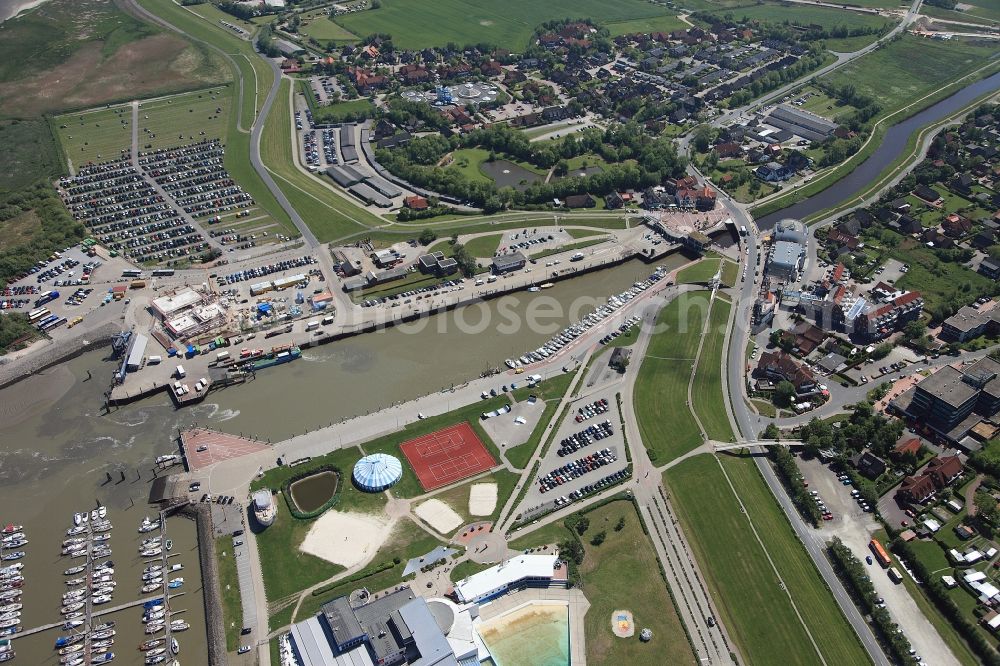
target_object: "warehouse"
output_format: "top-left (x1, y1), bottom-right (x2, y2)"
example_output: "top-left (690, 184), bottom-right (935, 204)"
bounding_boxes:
top-left (366, 174), bottom-right (403, 199)
top-left (766, 104), bottom-right (839, 142)
top-left (341, 124), bottom-right (359, 163)
top-left (327, 165), bottom-right (367, 188)
top-left (349, 183), bottom-right (393, 208)
top-left (126, 333), bottom-right (148, 372)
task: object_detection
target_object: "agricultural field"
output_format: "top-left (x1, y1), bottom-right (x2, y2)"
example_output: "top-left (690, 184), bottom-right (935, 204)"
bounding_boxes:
top-left (52, 105), bottom-right (134, 169)
top-left (334, 0), bottom-right (684, 49)
top-left (299, 9), bottom-right (362, 42)
top-left (0, 0), bottom-right (227, 119)
top-left (603, 14), bottom-right (690, 36)
top-left (137, 86), bottom-right (232, 150)
top-left (820, 35), bottom-right (1000, 117)
top-left (708, 3), bottom-right (894, 32)
top-left (633, 291), bottom-right (709, 462)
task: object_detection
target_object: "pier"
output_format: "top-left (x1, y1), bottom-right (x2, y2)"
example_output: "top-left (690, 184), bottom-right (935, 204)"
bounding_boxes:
top-left (13, 593), bottom-right (184, 638)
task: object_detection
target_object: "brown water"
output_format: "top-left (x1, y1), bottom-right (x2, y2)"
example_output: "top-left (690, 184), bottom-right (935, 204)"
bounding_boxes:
top-left (0, 256), bottom-right (687, 662)
top-left (288, 472), bottom-right (338, 513)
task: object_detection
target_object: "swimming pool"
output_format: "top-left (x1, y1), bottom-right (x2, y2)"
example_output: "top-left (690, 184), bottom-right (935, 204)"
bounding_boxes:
top-left (478, 602), bottom-right (570, 666)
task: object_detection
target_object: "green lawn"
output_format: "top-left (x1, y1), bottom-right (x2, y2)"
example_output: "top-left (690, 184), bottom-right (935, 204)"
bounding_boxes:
top-left (677, 258), bottom-right (722, 284)
top-left (214, 536), bottom-right (243, 651)
top-left (888, 237), bottom-right (996, 314)
top-left (720, 260), bottom-right (738, 287)
top-left (334, 0), bottom-right (679, 49)
top-left (604, 14), bottom-right (689, 35)
top-left (633, 292), bottom-right (709, 462)
top-left (463, 233), bottom-right (504, 258)
top-left (260, 79), bottom-right (383, 241)
top-left (666, 455), bottom-right (868, 665)
top-left (577, 501), bottom-right (696, 665)
top-left (0, 119), bottom-right (63, 189)
top-left (306, 96), bottom-right (376, 124)
top-left (137, 85), bottom-right (232, 150)
top-left (721, 456), bottom-right (872, 664)
top-left (449, 147), bottom-right (497, 185)
top-left (692, 297), bottom-right (734, 442)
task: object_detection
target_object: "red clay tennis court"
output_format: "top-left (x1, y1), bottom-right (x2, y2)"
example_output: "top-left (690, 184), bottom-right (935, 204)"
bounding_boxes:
top-left (400, 423), bottom-right (496, 491)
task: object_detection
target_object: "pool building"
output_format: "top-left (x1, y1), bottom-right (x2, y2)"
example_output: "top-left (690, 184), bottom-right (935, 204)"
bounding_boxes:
top-left (454, 555), bottom-right (564, 604)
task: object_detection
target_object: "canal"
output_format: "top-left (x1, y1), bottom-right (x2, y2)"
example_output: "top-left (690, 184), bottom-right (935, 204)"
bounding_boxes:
top-left (756, 70), bottom-right (1000, 229)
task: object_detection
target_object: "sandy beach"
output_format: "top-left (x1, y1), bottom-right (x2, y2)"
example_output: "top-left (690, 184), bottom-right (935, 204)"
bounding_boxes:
top-left (299, 510), bottom-right (393, 568)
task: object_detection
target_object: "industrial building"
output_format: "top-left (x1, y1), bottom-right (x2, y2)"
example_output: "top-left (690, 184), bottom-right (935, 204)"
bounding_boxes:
top-left (341, 124), bottom-right (359, 163)
top-left (327, 165), bottom-right (367, 188)
top-left (151, 288), bottom-right (203, 321)
top-left (766, 104), bottom-right (839, 142)
top-left (125, 333), bottom-right (149, 372)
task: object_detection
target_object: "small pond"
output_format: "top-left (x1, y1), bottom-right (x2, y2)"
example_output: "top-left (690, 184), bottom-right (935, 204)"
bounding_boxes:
top-left (289, 470), bottom-right (340, 513)
top-left (554, 165), bottom-right (603, 181)
top-left (480, 159), bottom-right (544, 190)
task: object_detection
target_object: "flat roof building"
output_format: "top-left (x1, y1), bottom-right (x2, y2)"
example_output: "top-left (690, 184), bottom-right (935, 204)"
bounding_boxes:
top-left (350, 183), bottom-right (393, 208)
top-left (492, 251), bottom-right (527, 274)
top-left (126, 333), bottom-right (148, 371)
top-left (768, 240), bottom-right (805, 280)
top-left (327, 165), bottom-right (367, 188)
top-left (151, 288), bottom-right (202, 319)
top-left (454, 554), bottom-right (561, 603)
top-left (898, 356), bottom-right (1000, 443)
top-left (768, 104), bottom-right (839, 142)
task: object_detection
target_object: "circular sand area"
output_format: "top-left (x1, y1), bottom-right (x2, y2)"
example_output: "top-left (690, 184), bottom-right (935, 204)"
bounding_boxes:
top-left (612, 609), bottom-right (635, 638)
top-left (299, 510), bottom-right (392, 568)
top-left (469, 483), bottom-right (498, 516)
top-left (415, 499), bottom-right (463, 534)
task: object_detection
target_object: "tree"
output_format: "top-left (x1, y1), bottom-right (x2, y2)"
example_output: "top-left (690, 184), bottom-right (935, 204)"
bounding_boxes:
top-left (614, 516), bottom-right (626, 532)
top-left (774, 380), bottom-right (796, 408)
top-left (871, 342), bottom-right (892, 360)
top-left (763, 423), bottom-right (781, 440)
top-left (417, 229), bottom-right (437, 246)
top-left (574, 516), bottom-right (590, 535)
top-left (692, 127), bottom-right (713, 154)
top-left (589, 531), bottom-right (606, 546)
top-left (975, 491), bottom-right (998, 525)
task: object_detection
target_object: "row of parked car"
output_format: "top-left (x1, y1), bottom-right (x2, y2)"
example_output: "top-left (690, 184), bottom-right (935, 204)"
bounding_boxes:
top-left (216, 255), bottom-right (316, 285)
top-left (557, 420), bottom-right (613, 457)
top-left (808, 489), bottom-right (835, 521)
top-left (553, 468), bottom-right (631, 506)
top-left (359, 278), bottom-right (466, 308)
top-left (539, 448), bottom-right (617, 493)
top-left (574, 398), bottom-right (609, 422)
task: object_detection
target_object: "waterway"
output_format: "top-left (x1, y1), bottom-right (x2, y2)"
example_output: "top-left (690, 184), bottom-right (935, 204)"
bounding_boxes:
top-left (756, 69), bottom-right (1000, 229)
top-left (0, 256), bottom-right (687, 660)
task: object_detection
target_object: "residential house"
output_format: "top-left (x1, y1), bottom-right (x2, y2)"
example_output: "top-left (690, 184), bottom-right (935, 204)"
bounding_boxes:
top-left (980, 258), bottom-right (1000, 280)
top-left (403, 195), bottom-right (429, 210)
top-left (893, 437), bottom-right (922, 461)
top-left (756, 162), bottom-right (791, 182)
top-left (564, 194), bottom-right (596, 209)
top-left (852, 451), bottom-right (887, 481)
top-left (942, 214), bottom-right (972, 238)
top-left (913, 185), bottom-right (943, 205)
top-left (754, 350), bottom-right (816, 392)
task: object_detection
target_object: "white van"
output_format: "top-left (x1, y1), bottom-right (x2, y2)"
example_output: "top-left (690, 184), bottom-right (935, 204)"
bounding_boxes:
top-left (306, 321), bottom-right (320, 331)
top-left (176, 364), bottom-right (186, 379)
top-left (148, 355), bottom-right (162, 365)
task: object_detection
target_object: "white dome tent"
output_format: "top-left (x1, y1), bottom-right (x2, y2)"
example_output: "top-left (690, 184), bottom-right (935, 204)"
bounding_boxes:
top-left (352, 453), bottom-right (403, 492)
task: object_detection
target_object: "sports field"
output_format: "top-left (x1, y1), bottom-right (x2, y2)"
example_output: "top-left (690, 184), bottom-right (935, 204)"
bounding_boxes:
top-left (400, 422), bottom-right (497, 491)
top-left (633, 291), bottom-right (710, 462)
top-left (334, 0), bottom-right (683, 49)
top-left (53, 105), bottom-right (134, 168)
top-left (137, 86), bottom-right (231, 151)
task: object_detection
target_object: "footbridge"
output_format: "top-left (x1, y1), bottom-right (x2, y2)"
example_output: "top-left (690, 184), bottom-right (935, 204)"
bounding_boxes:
top-left (712, 439), bottom-right (805, 452)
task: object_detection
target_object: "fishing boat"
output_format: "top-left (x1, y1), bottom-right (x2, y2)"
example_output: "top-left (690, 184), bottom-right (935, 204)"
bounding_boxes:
top-left (64, 565), bottom-right (86, 576)
top-left (91, 652), bottom-right (115, 664)
top-left (140, 638), bottom-right (164, 651)
top-left (167, 578), bottom-right (183, 589)
top-left (0, 553), bottom-right (23, 562)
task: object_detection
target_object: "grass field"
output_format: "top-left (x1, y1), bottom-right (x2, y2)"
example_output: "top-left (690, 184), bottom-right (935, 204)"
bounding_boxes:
top-left (604, 14), bottom-right (690, 35)
top-left (303, 92), bottom-right (376, 124)
top-left (334, 0), bottom-right (682, 49)
top-left (665, 455), bottom-right (868, 665)
top-left (711, 3), bottom-right (893, 32)
top-left (462, 233), bottom-right (504, 257)
top-left (0, 0), bottom-right (227, 119)
top-left (633, 292), bottom-right (710, 462)
top-left (299, 11), bottom-right (361, 42)
top-left (889, 237), bottom-right (996, 314)
top-left (0, 119), bottom-right (64, 188)
top-left (720, 260), bottom-right (738, 287)
top-left (677, 258), bottom-right (721, 284)
top-left (821, 35), bottom-right (1000, 116)
top-left (449, 147), bottom-right (500, 184)
top-left (691, 297), bottom-right (733, 442)
top-left (215, 536), bottom-right (243, 651)
top-left (578, 501), bottom-right (696, 665)
top-left (261, 79), bottom-right (383, 241)
top-left (137, 86), bottom-right (231, 150)
top-left (52, 105), bottom-right (133, 167)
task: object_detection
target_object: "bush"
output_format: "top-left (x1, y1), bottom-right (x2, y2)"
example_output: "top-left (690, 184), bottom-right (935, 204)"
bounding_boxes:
top-left (573, 516), bottom-right (590, 536)
top-left (589, 531), bottom-right (606, 546)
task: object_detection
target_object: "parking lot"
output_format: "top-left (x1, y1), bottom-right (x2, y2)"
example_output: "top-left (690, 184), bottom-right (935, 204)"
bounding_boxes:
top-left (520, 389), bottom-right (631, 513)
top-left (496, 228), bottom-right (573, 258)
